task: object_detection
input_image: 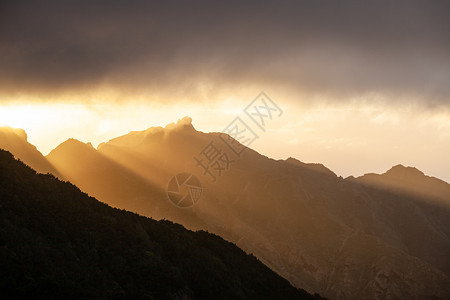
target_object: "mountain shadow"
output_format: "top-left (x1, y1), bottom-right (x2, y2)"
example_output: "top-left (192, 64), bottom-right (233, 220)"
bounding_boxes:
top-left (0, 149), bottom-right (322, 299)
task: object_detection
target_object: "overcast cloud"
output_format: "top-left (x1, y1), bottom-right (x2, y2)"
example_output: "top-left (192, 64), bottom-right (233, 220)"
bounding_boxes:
top-left (0, 0), bottom-right (449, 106)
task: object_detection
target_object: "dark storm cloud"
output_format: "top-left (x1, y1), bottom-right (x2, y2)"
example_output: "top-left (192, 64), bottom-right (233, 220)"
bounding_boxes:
top-left (0, 0), bottom-right (449, 104)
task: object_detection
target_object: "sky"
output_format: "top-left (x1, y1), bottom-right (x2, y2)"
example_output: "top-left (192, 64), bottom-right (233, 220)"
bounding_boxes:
top-left (0, 0), bottom-right (449, 181)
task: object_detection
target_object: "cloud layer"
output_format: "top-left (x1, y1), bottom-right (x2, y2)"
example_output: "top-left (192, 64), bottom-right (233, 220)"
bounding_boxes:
top-left (1, 0), bottom-right (449, 105)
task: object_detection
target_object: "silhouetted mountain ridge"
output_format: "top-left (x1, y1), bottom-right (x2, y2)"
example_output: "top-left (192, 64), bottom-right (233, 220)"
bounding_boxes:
top-left (50, 138), bottom-right (94, 154)
top-left (284, 157), bottom-right (337, 177)
top-left (386, 164), bottom-right (425, 177)
top-left (0, 149), bottom-right (320, 299)
top-left (102, 116), bottom-right (196, 150)
top-left (356, 164), bottom-right (450, 204)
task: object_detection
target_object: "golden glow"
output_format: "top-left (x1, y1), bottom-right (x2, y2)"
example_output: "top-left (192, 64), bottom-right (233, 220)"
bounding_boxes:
top-left (0, 100), bottom-right (245, 155)
top-left (1, 96), bottom-right (449, 183)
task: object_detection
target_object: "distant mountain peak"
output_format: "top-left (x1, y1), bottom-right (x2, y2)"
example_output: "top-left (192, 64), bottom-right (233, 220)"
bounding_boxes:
top-left (48, 138), bottom-right (94, 156)
top-left (285, 157), bottom-right (336, 176)
top-left (164, 116), bottom-right (195, 132)
top-left (103, 116), bottom-right (196, 149)
top-left (142, 116), bottom-right (196, 137)
top-left (384, 164), bottom-right (425, 178)
top-left (60, 138), bottom-right (93, 148)
top-left (285, 156), bottom-right (300, 163)
top-left (0, 127), bottom-right (59, 176)
top-left (0, 126), bottom-right (28, 140)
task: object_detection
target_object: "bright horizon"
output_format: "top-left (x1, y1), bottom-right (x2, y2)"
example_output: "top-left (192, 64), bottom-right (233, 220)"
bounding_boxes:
top-left (1, 0), bottom-right (449, 182)
top-left (1, 96), bottom-right (449, 183)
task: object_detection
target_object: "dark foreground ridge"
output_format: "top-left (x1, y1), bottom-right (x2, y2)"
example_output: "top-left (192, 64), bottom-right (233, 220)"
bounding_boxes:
top-left (0, 149), bottom-right (322, 299)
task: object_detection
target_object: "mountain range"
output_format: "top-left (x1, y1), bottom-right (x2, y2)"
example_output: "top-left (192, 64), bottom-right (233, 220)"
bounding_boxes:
top-left (1, 118), bottom-right (449, 299)
top-left (0, 148), bottom-right (319, 299)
